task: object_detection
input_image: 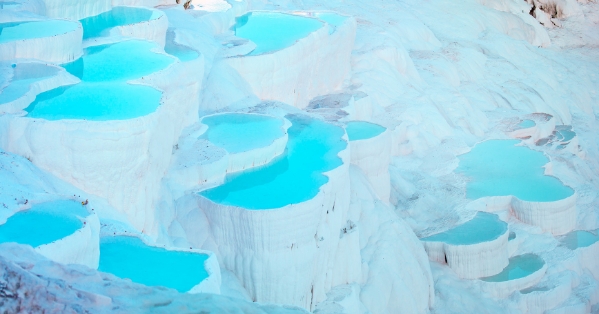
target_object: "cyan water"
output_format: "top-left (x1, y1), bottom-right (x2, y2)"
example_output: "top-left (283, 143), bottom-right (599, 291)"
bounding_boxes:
top-left (560, 229), bottom-right (599, 250)
top-left (25, 40), bottom-right (172, 120)
top-left (481, 254), bottom-right (544, 282)
top-left (421, 212), bottom-right (507, 245)
top-left (201, 113), bottom-right (285, 154)
top-left (457, 140), bottom-right (574, 202)
top-left (0, 20), bottom-right (78, 43)
top-left (79, 6), bottom-right (155, 39)
top-left (234, 12), bottom-right (323, 55)
top-left (99, 236), bottom-right (209, 292)
top-left (345, 121), bottom-right (386, 141)
top-left (314, 12), bottom-right (346, 34)
top-left (0, 200), bottom-right (87, 248)
top-left (165, 31), bottom-right (199, 62)
top-left (200, 115), bottom-right (346, 209)
top-left (0, 63), bottom-right (59, 105)
top-left (518, 119), bottom-right (536, 129)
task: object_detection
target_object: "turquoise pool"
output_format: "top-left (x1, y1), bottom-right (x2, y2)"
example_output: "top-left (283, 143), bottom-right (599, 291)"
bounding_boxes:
top-left (481, 254), bottom-right (545, 282)
top-left (560, 229), bottom-right (599, 250)
top-left (0, 63), bottom-right (60, 105)
top-left (421, 212), bottom-right (507, 245)
top-left (518, 119), bottom-right (536, 129)
top-left (200, 115), bottom-right (346, 209)
top-left (0, 20), bottom-right (79, 43)
top-left (457, 140), bottom-right (574, 202)
top-left (201, 113), bottom-right (285, 154)
top-left (234, 12), bottom-right (323, 55)
top-left (99, 236), bottom-right (210, 292)
top-left (25, 40), bottom-right (172, 120)
top-left (0, 200), bottom-right (88, 248)
top-left (79, 6), bottom-right (157, 40)
top-left (345, 121), bottom-right (386, 141)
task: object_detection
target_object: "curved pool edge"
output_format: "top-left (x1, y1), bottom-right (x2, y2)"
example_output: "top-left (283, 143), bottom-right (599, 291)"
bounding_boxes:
top-left (480, 255), bottom-right (547, 298)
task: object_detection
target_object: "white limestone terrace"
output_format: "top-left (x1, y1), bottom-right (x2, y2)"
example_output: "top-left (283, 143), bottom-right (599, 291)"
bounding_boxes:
top-left (480, 253), bottom-right (547, 298)
top-left (420, 212), bottom-right (509, 279)
top-left (224, 10), bottom-right (356, 109)
top-left (0, 199), bottom-right (100, 269)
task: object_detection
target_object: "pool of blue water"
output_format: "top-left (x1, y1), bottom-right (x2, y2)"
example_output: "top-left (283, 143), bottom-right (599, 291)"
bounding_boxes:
top-left (457, 140), bottom-right (574, 202)
top-left (0, 20), bottom-right (79, 43)
top-left (481, 254), bottom-right (545, 282)
top-left (314, 12), bottom-right (346, 34)
top-left (0, 200), bottom-right (88, 248)
top-left (0, 63), bottom-right (60, 105)
top-left (560, 229), bottom-right (599, 250)
top-left (518, 119), bottom-right (536, 129)
top-left (345, 121), bottom-right (386, 141)
top-left (200, 114), bottom-right (346, 209)
top-left (25, 40), bottom-right (172, 120)
top-left (234, 12), bottom-right (323, 55)
top-left (99, 236), bottom-right (210, 292)
top-left (422, 212), bottom-right (507, 245)
top-left (165, 31), bottom-right (199, 62)
top-left (80, 6), bottom-right (157, 40)
top-left (520, 286), bottom-right (550, 294)
top-left (201, 113), bottom-right (286, 154)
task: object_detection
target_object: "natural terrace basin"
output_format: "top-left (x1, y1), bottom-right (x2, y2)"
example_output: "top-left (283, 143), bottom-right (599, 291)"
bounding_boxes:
top-left (345, 120), bottom-right (386, 141)
top-left (0, 63), bottom-right (60, 105)
top-left (99, 236), bottom-right (210, 293)
top-left (200, 114), bottom-right (346, 209)
top-left (518, 119), bottom-right (536, 129)
top-left (560, 229), bottom-right (599, 250)
top-left (24, 40), bottom-right (173, 120)
top-left (233, 11), bottom-right (323, 55)
top-left (79, 6), bottom-right (161, 40)
top-left (422, 212), bottom-right (507, 245)
top-left (0, 20), bottom-right (78, 43)
top-left (481, 254), bottom-right (545, 282)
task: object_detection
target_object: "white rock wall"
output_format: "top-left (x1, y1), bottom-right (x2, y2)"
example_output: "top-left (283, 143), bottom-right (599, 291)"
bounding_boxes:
top-left (349, 129), bottom-right (391, 203)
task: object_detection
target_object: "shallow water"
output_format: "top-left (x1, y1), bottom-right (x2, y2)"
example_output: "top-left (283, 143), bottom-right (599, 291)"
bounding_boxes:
top-left (234, 12), bottom-right (323, 55)
top-left (457, 140), bottom-right (574, 202)
top-left (560, 229), bottom-right (599, 250)
top-left (481, 254), bottom-right (545, 282)
top-left (518, 119), bottom-right (535, 129)
top-left (314, 12), bottom-right (346, 34)
top-left (165, 31), bottom-right (199, 62)
top-left (99, 236), bottom-right (209, 292)
top-left (0, 20), bottom-right (78, 43)
top-left (520, 286), bottom-right (550, 294)
top-left (200, 115), bottom-right (346, 209)
top-left (80, 7), bottom-right (155, 39)
top-left (345, 121), bottom-right (386, 141)
top-left (0, 200), bottom-right (87, 248)
top-left (0, 64), bottom-right (61, 105)
top-left (201, 113), bottom-right (285, 153)
top-left (422, 212), bottom-right (507, 245)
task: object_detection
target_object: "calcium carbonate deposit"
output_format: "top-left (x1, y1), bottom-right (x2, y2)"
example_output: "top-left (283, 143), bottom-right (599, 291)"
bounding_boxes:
top-left (0, 0), bottom-right (598, 313)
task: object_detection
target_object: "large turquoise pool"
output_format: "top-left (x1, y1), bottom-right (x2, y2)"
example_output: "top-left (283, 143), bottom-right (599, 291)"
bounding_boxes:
top-left (99, 236), bottom-right (210, 292)
top-left (457, 140), bottom-right (574, 202)
top-left (421, 212), bottom-right (507, 245)
top-left (560, 229), bottom-right (599, 250)
top-left (234, 12), bottom-right (323, 55)
top-left (0, 20), bottom-right (79, 43)
top-left (345, 121), bottom-right (386, 141)
top-left (201, 113), bottom-right (286, 154)
top-left (481, 254), bottom-right (545, 282)
top-left (25, 40), bottom-right (173, 120)
top-left (79, 6), bottom-right (158, 40)
top-left (0, 200), bottom-right (88, 248)
top-left (200, 115), bottom-right (346, 209)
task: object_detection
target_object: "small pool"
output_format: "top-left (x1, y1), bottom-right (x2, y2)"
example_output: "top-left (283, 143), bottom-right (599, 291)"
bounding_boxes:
top-left (314, 12), bottom-right (346, 34)
top-left (99, 236), bottom-right (210, 292)
top-left (233, 12), bottom-right (323, 55)
top-left (0, 200), bottom-right (88, 248)
top-left (421, 212), bottom-right (507, 245)
top-left (79, 6), bottom-right (159, 40)
top-left (481, 254), bottom-right (545, 282)
top-left (560, 230), bottom-right (599, 250)
top-left (520, 286), bottom-right (551, 294)
top-left (200, 114), bottom-right (346, 209)
top-left (201, 113), bottom-right (286, 154)
top-left (0, 20), bottom-right (79, 44)
top-left (508, 232), bottom-right (516, 241)
top-left (457, 140), bottom-right (574, 202)
top-left (165, 31), bottom-right (199, 62)
top-left (0, 63), bottom-right (60, 105)
top-left (345, 121), bottom-right (386, 141)
top-left (518, 119), bottom-right (536, 129)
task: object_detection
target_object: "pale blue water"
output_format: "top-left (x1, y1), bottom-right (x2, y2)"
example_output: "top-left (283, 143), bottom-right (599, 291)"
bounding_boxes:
top-left (0, 64), bottom-right (60, 105)
top-left (25, 40), bottom-right (172, 120)
top-left (508, 232), bottom-right (516, 241)
top-left (520, 286), bottom-right (550, 294)
top-left (165, 31), bottom-right (199, 62)
top-left (200, 115), bottom-right (346, 209)
top-left (518, 119), bottom-right (536, 129)
top-left (560, 230), bottom-right (599, 250)
top-left (559, 130), bottom-right (575, 142)
top-left (457, 140), bottom-right (574, 202)
top-left (201, 113), bottom-right (285, 154)
top-left (422, 212), bottom-right (507, 245)
top-left (481, 254), bottom-right (545, 282)
top-left (0, 200), bottom-right (87, 248)
top-left (314, 12), bottom-right (346, 34)
top-left (0, 2), bottom-right (20, 9)
top-left (0, 20), bottom-right (78, 43)
top-left (345, 121), bottom-right (386, 141)
top-left (99, 236), bottom-right (210, 292)
top-left (80, 6), bottom-right (155, 39)
top-left (234, 12), bottom-right (323, 55)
